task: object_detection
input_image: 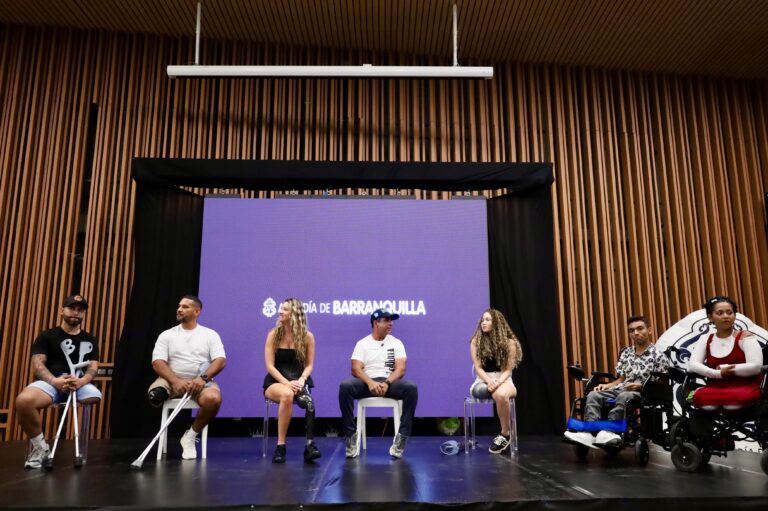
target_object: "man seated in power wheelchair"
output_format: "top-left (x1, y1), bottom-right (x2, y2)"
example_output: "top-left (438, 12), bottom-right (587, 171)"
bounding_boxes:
top-left (668, 296), bottom-right (768, 474)
top-left (564, 315), bottom-right (673, 463)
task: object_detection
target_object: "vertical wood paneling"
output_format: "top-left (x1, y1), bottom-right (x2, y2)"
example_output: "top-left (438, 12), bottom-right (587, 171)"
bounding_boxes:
top-left (1, 25), bottom-right (767, 439)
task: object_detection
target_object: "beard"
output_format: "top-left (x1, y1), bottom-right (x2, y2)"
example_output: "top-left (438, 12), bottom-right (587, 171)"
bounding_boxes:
top-left (63, 316), bottom-right (82, 326)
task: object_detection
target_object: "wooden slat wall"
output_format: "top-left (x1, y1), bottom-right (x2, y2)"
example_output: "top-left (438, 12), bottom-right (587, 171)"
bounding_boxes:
top-left (0, 26), bottom-right (767, 440)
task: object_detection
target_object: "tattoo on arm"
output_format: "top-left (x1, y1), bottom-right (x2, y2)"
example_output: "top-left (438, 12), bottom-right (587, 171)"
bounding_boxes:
top-left (32, 354), bottom-right (54, 383)
top-left (85, 364), bottom-right (98, 381)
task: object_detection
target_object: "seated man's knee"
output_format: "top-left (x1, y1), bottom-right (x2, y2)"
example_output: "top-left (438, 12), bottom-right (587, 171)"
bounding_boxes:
top-left (16, 388), bottom-right (50, 412)
top-left (15, 391), bottom-right (36, 411)
top-left (339, 378), bottom-right (358, 394)
top-left (402, 380), bottom-right (418, 396)
top-left (198, 391), bottom-right (222, 409)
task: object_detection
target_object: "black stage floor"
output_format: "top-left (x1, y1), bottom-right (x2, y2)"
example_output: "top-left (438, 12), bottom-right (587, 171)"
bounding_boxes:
top-left (2, 436), bottom-right (768, 510)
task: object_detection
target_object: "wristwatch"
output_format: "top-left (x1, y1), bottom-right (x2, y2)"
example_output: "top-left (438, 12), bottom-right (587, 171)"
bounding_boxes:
top-left (200, 373), bottom-right (210, 382)
top-left (384, 379), bottom-right (392, 386)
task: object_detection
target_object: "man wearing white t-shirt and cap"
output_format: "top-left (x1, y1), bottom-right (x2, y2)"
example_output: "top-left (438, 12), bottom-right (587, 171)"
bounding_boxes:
top-left (147, 295), bottom-right (226, 460)
top-left (339, 308), bottom-right (419, 459)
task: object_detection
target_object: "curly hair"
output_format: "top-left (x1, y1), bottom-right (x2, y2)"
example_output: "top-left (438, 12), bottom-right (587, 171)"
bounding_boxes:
top-left (272, 298), bottom-right (309, 364)
top-left (470, 309), bottom-right (523, 369)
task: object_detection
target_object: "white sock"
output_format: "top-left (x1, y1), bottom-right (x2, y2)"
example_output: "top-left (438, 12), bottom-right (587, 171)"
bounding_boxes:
top-left (186, 428), bottom-right (199, 438)
top-left (31, 433), bottom-right (47, 449)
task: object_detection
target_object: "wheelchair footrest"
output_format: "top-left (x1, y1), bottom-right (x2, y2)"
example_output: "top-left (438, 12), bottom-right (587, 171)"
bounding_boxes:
top-left (567, 417), bottom-right (627, 433)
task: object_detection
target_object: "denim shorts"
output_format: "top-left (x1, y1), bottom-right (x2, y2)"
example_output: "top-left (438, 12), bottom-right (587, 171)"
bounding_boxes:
top-left (469, 372), bottom-right (515, 399)
top-left (28, 380), bottom-right (102, 404)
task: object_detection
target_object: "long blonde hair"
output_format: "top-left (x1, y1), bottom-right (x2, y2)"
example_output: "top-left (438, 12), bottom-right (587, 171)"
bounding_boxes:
top-left (272, 298), bottom-right (309, 364)
top-left (471, 308), bottom-right (523, 369)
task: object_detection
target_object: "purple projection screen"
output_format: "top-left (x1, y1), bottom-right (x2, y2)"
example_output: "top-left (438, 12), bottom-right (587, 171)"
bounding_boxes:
top-left (199, 197), bottom-right (489, 418)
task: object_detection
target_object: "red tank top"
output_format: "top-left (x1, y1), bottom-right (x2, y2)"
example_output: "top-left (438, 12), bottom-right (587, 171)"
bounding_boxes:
top-left (705, 331), bottom-right (760, 388)
top-left (705, 331), bottom-right (745, 367)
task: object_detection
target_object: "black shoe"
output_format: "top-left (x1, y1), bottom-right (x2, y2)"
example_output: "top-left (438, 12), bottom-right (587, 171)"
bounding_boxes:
top-left (304, 442), bottom-right (321, 462)
top-left (272, 444), bottom-right (286, 464)
top-left (489, 434), bottom-right (511, 454)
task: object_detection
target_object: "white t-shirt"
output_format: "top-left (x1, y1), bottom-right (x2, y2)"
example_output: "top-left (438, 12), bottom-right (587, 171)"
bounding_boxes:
top-left (152, 324), bottom-right (226, 379)
top-left (351, 334), bottom-right (407, 379)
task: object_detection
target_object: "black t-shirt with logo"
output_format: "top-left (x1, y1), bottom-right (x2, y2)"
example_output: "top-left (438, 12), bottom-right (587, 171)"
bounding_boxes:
top-left (30, 327), bottom-right (99, 376)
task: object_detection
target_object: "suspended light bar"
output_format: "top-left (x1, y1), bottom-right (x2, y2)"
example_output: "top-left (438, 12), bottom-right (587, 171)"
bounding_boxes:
top-left (170, 2), bottom-right (492, 80)
top-left (167, 64), bottom-right (493, 79)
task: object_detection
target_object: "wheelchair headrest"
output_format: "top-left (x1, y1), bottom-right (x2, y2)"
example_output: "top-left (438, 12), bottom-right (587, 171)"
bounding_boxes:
top-left (567, 365), bottom-right (585, 381)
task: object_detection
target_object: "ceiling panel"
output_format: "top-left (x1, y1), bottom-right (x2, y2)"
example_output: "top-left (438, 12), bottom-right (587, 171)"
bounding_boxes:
top-left (1, 0), bottom-right (767, 78)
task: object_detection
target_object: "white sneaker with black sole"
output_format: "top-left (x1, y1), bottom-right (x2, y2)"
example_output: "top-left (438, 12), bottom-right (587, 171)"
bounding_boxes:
top-left (24, 443), bottom-right (50, 469)
top-left (489, 434), bottom-right (511, 454)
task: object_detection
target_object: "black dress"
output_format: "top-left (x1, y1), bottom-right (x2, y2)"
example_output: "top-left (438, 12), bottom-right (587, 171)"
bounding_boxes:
top-left (263, 348), bottom-right (314, 391)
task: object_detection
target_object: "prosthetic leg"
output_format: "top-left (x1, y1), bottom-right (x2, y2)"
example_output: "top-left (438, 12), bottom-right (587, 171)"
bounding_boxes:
top-left (296, 389), bottom-right (321, 462)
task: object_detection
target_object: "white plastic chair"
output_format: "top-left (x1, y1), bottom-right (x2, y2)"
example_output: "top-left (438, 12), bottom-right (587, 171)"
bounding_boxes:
top-left (157, 398), bottom-right (208, 460)
top-left (356, 397), bottom-right (403, 451)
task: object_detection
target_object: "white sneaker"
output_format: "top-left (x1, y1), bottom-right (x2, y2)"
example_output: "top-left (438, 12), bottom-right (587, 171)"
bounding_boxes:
top-left (594, 430), bottom-right (622, 447)
top-left (345, 432), bottom-right (359, 459)
top-left (180, 429), bottom-right (198, 460)
top-left (564, 430), bottom-right (596, 448)
top-left (24, 442), bottom-right (50, 469)
top-left (389, 433), bottom-right (407, 459)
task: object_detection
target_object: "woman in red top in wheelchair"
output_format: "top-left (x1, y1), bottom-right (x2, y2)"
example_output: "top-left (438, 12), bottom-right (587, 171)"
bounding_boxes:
top-left (687, 296), bottom-right (763, 410)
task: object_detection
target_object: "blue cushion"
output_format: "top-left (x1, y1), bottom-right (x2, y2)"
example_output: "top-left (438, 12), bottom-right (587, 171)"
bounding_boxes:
top-left (567, 417), bottom-right (626, 433)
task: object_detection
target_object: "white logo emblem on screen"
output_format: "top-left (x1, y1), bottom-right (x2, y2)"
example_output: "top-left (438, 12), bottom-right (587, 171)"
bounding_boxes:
top-left (262, 298), bottom-right (277, 318)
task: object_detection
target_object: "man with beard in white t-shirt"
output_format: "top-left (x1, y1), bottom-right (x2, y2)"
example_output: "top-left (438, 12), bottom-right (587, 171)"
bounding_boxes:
top-left (147, 295), bottom-right (226, 460)
top-left (339, 309), bottom-right (418, 459)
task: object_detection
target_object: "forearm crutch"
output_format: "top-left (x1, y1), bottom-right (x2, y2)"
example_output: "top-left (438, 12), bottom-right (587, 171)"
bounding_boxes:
top-left (130, 391), bottom-right (194, 470)
top-left (42, 339), bottom-right (92, 471)
top-left (41, 392), bottom-right (74, 470)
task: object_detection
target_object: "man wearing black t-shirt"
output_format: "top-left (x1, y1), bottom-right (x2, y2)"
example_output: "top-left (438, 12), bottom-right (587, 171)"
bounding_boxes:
top-left (15, 294), bottom-right (101, 468)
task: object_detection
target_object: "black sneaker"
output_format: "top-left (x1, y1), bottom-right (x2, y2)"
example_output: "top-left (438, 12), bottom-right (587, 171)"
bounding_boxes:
top-left (304, 442), bottom-right (321, 462)
top-left (489, 434), bottom-right (511, 454)
top-left (272, 444), bottom-right (286, 464)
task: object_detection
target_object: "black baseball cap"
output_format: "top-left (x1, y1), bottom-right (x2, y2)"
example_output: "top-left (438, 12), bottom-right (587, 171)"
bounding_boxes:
top-left (62, 294), bottom-right (88, 309)
top-left (371, 308), bottom-right (399, 323)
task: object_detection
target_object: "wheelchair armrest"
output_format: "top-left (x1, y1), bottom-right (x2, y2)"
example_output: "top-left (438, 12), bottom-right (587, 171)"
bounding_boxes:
top-left (680, 372), bottom-right (706, 396)
top-left (591, 371), bottom-right (616, 380)
top-left (667, 366), bottom-right (687, 385)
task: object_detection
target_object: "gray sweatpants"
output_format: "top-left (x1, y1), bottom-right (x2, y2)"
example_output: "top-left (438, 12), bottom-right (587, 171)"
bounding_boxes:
top-left (584, 387), bottom-right (640, 422)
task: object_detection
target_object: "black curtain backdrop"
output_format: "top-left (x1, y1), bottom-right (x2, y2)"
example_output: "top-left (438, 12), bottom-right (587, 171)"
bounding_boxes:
top-left (112, 158), bottom-right (558, 437)
top-left (111, 182), bottom-right (204, 438)
top-left (488, 189), bottom-right (562, 434)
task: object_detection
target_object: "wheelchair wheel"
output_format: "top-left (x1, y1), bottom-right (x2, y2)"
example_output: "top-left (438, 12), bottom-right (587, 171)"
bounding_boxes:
top-left (667, 418), bottom-right (689, 449)
top-left (575, 444), bottom-right (590, 461)
top-left (671, 442), bottom-right (702, 472)
top-left (761, 450), bottom-right (768, 476)
top-left (635, 439), bottom-right (650, 466)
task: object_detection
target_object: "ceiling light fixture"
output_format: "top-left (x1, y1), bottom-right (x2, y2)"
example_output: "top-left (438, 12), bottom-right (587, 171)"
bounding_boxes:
top-left (167, 3), bottom-right (493, 80)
